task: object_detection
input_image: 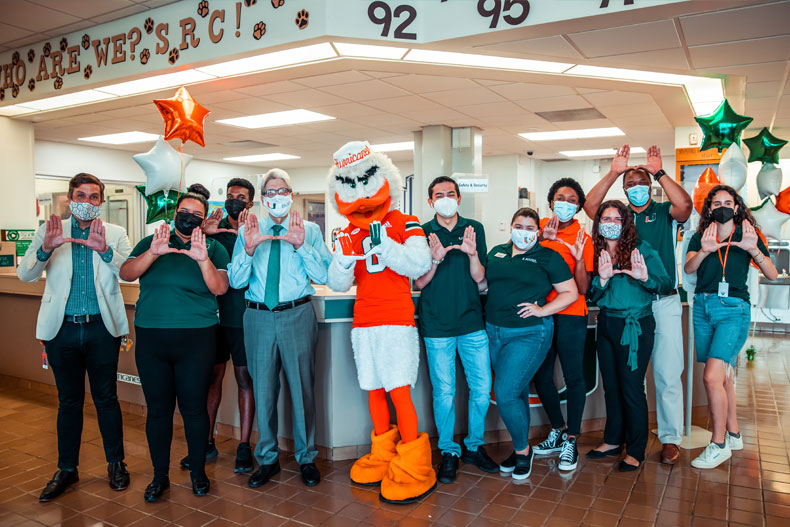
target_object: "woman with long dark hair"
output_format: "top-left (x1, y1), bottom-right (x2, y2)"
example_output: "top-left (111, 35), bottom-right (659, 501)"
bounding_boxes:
top-left (587, 200), bottom-right (671, 471)
top-left (685, 185), bottom-right (776, 469)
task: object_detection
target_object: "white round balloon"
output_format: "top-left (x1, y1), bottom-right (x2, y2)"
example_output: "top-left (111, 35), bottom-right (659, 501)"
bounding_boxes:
top-left (751, 197), bottom-right (790, 241)
top-left (133, 136), bottom-right (193, 196)
top-left (718, 145), bottom-right (748, 190)
top-left (756, 163), bottom-right (783, 200)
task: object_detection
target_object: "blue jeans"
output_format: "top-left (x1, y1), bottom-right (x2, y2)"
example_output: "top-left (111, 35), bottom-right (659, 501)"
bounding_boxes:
top-left (693, 293), bottom-right (751, 367)
top-left (487, 319), bottom-right (554, 451)
top-left (424, 330), bottom-right (491, 456)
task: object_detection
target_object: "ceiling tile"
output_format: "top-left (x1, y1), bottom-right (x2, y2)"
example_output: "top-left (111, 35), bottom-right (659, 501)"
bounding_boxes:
top-left (746, 81), bottom-right (782, 100)
top-left (568, 20), bottom-right (680, 58)
top-left (475, 35), bottom-right (584, 60)
top-left (489, 82), bottom-right (576, 101)
top-left (680, 2), bottom-right (790, 47)
top-left (420, 87), bottom-right (503, 107)
top-left (688, 35), bottom-right (790, 69)
top-left (697, 61), bottom-right (787, 83)
top-left (455, 101), bottom-right (531, 118)
top-left (293, 71), bottom-right (373, 88)
top-left (593, 47), bottom-right (691, 70)
top-left (318, 80), bottom-right (411, 102)
top-left (2, 1), bottom-right (81, 33)
top-left (0, 22), bottom-right (35, 45)
top-left (582, 91), bottom-right (655, 107)
top-left (266, 89), bottom-right (350, 108)
top-left (515, 94), bottom-right (593, 113)
top-left (89, 5), bottom-right (147, 24)
top-left (359, 71), bottom-right (401, 79)
top-left (29, 0), bottom-right (135, 19)
top-left (43, 20), bottom-right (94, 37)
top-left (235, 80), bottom-right (306, 97)
top-left (382, 74), bottom-right (479, 94)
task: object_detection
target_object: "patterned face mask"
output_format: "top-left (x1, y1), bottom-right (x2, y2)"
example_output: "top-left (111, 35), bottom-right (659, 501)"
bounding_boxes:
top-left (69, 201), bottom-right (101, 221)
top-left (598, 222), bottom-right (622, 240)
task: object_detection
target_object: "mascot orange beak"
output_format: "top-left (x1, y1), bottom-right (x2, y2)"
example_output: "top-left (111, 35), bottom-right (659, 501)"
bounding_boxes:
top-left (335, 180), bottom-right (391, 230)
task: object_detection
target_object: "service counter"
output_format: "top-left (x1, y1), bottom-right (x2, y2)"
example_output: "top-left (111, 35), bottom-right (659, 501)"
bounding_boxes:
top-left (0, 272), bottom-right (705, 460)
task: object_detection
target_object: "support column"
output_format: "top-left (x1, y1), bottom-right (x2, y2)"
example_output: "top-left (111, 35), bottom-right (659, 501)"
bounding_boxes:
top-left (0, 116), bottom-right (36, 229)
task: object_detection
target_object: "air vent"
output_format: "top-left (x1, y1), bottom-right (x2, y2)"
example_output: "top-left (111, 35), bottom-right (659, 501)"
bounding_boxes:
top-left (535, 108), bottom-right (606, 122)
top-left (220, 140), bottom-right (277, 148)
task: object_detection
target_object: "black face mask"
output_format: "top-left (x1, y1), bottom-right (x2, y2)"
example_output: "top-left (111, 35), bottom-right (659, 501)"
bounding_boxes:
top-left (711, 206), bottom-right (735, 224)
top-left (224, 198), bottom-right (247, 220)
top-left (174, 211), bottom-right (203, 235)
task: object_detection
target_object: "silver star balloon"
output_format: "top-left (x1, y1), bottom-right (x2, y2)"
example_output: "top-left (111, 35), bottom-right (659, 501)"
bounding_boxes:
top-left (132, 136), bottom-right (192, 196)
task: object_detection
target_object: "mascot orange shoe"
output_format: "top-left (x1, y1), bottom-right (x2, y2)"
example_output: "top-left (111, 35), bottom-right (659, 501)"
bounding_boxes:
top-left (326, 141), bottom-right (436, 504)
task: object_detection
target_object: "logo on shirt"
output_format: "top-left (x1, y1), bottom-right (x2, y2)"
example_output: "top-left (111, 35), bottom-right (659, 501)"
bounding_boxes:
top-left (520, 257), bottom-right (537, 263)
top-left (495, 252), bottom-right (506, 258)
top-left (644, 213), bottom-right (657, 223)
top-left (384, 221), bottom-right (392, 228)
top-left (351, 228), bottom-right (360, 235)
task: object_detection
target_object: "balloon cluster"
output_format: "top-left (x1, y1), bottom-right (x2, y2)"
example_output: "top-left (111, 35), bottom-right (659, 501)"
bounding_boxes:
top-left (744, 127), bottom-right (789, 240)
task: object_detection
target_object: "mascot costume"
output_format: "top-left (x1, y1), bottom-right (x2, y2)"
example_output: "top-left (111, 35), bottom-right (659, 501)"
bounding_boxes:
top-left (326, 141), bottom-right (436, 504)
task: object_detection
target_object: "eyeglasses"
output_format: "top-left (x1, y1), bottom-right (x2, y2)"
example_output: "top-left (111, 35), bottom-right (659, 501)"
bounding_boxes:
top-left (600, 217), bottom-right (623, 224)
top-left (263, 188), bottom-right (292, 198)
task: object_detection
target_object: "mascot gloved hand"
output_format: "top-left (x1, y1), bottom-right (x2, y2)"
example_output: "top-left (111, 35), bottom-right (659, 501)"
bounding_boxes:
top-left (326, 141), bottom-right (435, 504)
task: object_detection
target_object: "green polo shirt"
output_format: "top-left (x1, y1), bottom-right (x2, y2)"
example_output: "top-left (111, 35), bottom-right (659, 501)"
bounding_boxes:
top-left (418, 215), bottom-right (487, 338)
top-left (209, 217), bottom-right (246, 328)
top-left (485, 242), bottom-right (572, 328)
top-left (629, 200), bottom-right (677, 286)
top-left (130, 232), bottom-right (230, 329)
top-left (687, 226), bottom-right (768, 304)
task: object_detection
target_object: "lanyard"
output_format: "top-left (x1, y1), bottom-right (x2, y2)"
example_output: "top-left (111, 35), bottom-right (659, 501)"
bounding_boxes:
top-left (716, 227), bottom-right (735, 280)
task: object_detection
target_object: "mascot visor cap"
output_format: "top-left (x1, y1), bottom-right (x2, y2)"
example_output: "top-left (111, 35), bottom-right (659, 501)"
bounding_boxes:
top-left (334, 141), bottom-right (372, 169)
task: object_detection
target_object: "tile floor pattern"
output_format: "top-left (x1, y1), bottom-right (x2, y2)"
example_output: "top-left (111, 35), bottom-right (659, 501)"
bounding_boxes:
top-left (1, 335), bottom-right (789, 526)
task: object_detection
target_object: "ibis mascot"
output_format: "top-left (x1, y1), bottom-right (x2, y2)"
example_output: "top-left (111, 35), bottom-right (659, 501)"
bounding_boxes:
top-left (326, 141), bottom-right (436, 503)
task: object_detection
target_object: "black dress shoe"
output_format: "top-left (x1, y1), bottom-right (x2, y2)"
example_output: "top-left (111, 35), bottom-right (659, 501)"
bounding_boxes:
top-left (108, 461), bottom-right (130, 491)
top-left (234, 443), bottom-right (254, 474)
top-left (143, 477), bottom-right (169, 503)
top-left (180, 440), bottom-right (219, 470)
top-left (586, 446), bottom-right (623, 459)
top-left (461, 446), bottom-right (499, 474)
top-left (191, 473), bottom-right (210, 496)
top-left (39, 469), bottom-right (78, 502)
top-left (248, 461), bottom-right (280, 488)
top-left (619, 460), bottom-right (640, 472)
top-left (300, 463), bottom-right (321, 487)
top-left (437, 453), bottom-right (459, 484)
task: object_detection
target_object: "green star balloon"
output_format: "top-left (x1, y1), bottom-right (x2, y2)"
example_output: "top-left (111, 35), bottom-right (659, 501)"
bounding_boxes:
top-left (694, 99), bottom-right (753, 153)
top-left (136, 184), bottom-right (179, 224)
top-left (743, 127), bottom-right (788, 164)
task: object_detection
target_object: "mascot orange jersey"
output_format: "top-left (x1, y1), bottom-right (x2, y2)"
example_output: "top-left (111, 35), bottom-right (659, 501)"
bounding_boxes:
top-left (341, 210), bottom-right (425, 328)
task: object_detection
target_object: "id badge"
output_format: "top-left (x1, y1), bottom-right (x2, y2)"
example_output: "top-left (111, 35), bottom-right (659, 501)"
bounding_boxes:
top-left (718, 280), bottom-right (729, 298)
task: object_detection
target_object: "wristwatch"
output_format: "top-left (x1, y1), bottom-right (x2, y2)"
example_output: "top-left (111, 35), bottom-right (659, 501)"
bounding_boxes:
top-left (653, 169), bottom-right (666, 182)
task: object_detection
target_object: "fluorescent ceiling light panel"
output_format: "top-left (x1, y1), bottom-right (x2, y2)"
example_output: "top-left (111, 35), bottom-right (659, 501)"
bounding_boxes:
top-left (96, 69), bottom-right (216, 96)
top-left (371, 141), bottom-right (413, 152)
top-left (224, 153), bottom-right (300, 162)
top-left (216, 109), bottom-right (334, 129)
top-left (196, 43), bottom-right (337, 77)
top-left (520, 127), bottom-right (624, 141)
top-left (404, 49), bottom-right (572, 73)
top-left (0, 105), bottom-right (38, 116)
top-left (78, 131), bottom-right (160, 144)
top-left (17, 89), bottom-right (116, 110)
top-left (560, 147), bottom-right (646, 157)
top-left (333, 42), bottom-right (409, 60)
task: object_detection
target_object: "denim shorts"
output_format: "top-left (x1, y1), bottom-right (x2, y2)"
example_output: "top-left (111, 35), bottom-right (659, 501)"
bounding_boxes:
top-left (693, 293), bottom-right (751, 366)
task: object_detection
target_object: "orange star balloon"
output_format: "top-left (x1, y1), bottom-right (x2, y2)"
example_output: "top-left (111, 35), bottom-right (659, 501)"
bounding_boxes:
top-left (777, 186), bottom-right (790, 215)
top-left (153, 86), bottom-right (210, 147)
top-left (693, 167), bottom-right (720, 214)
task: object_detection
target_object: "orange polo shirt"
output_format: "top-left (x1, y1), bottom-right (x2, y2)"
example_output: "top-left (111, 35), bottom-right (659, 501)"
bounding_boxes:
top-left (539, 218), bottom-right (594, 317)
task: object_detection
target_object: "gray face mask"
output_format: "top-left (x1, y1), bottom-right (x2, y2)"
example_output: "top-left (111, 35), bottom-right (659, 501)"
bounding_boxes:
top-left (70, 201), bottom-right (101, 221)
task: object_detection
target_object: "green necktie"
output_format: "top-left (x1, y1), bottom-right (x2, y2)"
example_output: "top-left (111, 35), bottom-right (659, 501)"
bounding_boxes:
top-left (264, 224), bottom-right (284, 310)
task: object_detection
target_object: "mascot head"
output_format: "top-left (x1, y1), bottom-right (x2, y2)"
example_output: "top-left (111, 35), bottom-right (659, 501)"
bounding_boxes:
top-left (328, 141), bottom-right (402, 230)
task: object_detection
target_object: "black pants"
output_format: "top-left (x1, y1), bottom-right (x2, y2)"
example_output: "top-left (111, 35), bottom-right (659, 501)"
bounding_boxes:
top-left (45, 318), bottom-right (124, 470)
top-left (135, 326), bottom-right (216, 479)
top-left (597, 312), bottom-right (655, 462)
top-left (532, 314), bottom-right (588, 436)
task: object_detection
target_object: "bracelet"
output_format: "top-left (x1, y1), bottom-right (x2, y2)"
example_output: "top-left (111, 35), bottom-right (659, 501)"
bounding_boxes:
top-left (753, 253), bottom-right (764, 264)
top-left (432, 258), bottom-right (443, 265)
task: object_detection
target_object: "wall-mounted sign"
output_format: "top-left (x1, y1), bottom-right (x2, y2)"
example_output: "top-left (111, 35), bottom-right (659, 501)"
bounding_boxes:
top-left (457, 178), bottom-right (489, 193)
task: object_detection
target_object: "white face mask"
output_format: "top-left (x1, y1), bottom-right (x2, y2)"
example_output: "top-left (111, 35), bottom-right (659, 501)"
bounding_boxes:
top-left (432, 197), bottom-right (459, 218)
top-left (511, 228), bottom-right (537, 251)
top-left (69, 201), bottom-right (101, 222)
top-left (264, 195), bottom-right (292, 218)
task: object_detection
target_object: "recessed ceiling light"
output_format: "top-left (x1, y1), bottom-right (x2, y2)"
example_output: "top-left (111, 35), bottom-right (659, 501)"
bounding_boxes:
top-left (96, 69), bottom-right (217, 96)
top-left (17, 90), bottom-right (116, 111)
top-left (520, 127), bottom-right (625, 141)
top-left (371, 141), bottom-right (413, 152)
top-left (333, 42), bottom-right (409, 60)
top-left (216, 109), bottom-right (334, 129)
top-left (560, 147), bottom-right (646, 158)
top-left (196, 43), bottom-right (337, 77)
top-left (224, 153), bottom-right (300, 162)
top-left (403, 49), bottom-right (572, 73)
top-left (78, 132), bottom-right (160, 145)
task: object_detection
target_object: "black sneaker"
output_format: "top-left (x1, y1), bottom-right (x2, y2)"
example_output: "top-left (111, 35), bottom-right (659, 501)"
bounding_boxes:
top-left (532, 428), bottom-right (567, 455)
top-left (180, 440), bottom-right (220, 470)
top-left (461, 446), bottom-right (499, 474)
top-left (437, 453), bottom-right (459, 484)
top-left (558, 437), bottom-right (578, 471)
top-left (499, 451), bottom-right (517, 473)
top-left (234, 443), bottom-right (254, 474)
top-left (512, 449), bottom-right (534, 480)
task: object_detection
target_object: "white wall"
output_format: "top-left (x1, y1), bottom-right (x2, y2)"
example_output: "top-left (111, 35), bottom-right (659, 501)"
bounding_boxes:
top-left (0, 117), bottom-right (37, 229)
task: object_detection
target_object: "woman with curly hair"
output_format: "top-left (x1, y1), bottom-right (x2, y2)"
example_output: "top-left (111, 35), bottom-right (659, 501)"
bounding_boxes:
top-left (586, 200), bottom-right (671, 471)
top-left (685, 185), bottom-right (776, 469)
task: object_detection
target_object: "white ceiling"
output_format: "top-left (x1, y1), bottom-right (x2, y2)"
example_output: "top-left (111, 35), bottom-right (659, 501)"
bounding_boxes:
top-left (5, 0), bottom-right (790, 169)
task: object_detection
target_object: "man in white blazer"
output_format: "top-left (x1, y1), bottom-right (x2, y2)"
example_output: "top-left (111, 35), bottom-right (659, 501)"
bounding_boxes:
top-left (17, 173), bottom-right (132, 502)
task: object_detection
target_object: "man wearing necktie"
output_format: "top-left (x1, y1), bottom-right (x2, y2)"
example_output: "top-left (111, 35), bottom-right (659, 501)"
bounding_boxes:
top-left (227, 169), bottom-right (332, 489)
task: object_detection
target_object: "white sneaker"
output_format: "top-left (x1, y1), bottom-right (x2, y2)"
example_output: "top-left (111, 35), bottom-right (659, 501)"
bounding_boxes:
top-left (726, 433), bottom-right (743, 451)
top-left (691, 442), bottom-right (732, 469)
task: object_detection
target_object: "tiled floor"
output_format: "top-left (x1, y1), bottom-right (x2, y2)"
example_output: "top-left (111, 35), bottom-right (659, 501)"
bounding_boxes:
top-left (1, 335), bottom-right (789, 526)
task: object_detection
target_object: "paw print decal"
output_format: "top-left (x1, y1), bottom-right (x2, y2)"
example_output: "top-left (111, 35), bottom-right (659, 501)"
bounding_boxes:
top-left (43, 42), bottom-right (51, 57)
top-left (27, 49), bottom-right (35, 62)
top-left (81, 34), bottom-right (90, 50)
top-left (11, 84), bottom-right (19, 98)
top-left (84, 65), bottom-right (92, 80)
top-left (60, 37), bottom-right (68, 52)
top-left (244, 0), bottom-right (257, 6)
top-left (295, 9), bottom-right (308, 29)
top-left (54, 77), bottom-right (63, 90)
top-left (144, 17), bottom-right (155, 34)
top-left (11, 51), bottom-right (19, 65)
top-left (271, 0), bottom-right (284, 7)
top-left (140, 48), bottom-right (151, 64)
top-left (0, 89), bottom-right (4, 102)
top-left (168, 48), bottom-right (179, 65)
top-left (28, 78), bottom-right (35, 92)
top-left (197, 0), bottom-right (209, 17)
top-left (253, 21), bottom-right (266, 40)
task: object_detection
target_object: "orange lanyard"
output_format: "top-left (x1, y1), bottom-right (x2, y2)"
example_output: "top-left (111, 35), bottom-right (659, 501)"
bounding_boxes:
top-left (716, 227), bottom-right (735, 281)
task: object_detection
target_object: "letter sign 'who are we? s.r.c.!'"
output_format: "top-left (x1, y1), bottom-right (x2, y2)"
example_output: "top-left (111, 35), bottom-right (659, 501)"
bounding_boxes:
top-left (0, 0), bottom-right (690, 107)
